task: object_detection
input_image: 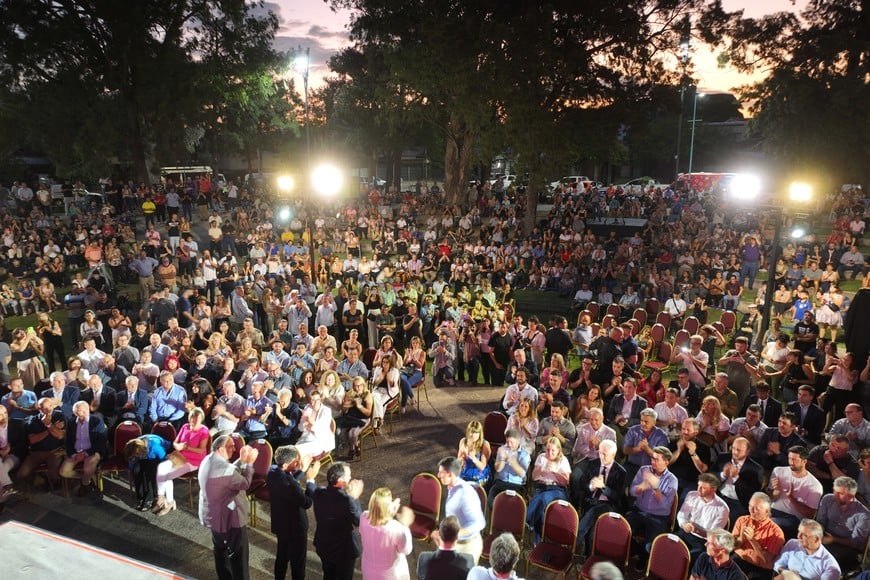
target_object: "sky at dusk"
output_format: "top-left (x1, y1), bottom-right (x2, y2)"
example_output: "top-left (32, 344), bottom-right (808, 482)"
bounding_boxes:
top-left (270, 0), bottom-right (809, 95)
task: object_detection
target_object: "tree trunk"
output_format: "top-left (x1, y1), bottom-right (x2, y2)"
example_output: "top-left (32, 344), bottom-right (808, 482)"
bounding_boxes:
top-left (443, 113), bottom-right (474, 208)
top-left (121, 86), bottom-right (150, 185)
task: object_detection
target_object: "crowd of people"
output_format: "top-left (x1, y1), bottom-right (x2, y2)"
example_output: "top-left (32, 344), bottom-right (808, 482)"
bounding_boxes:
top-left (0, 174), bottom-right (868, 580)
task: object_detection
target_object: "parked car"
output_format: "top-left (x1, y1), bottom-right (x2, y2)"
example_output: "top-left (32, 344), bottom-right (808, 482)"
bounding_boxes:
top-left (611, 177), bottom-right (671, 193)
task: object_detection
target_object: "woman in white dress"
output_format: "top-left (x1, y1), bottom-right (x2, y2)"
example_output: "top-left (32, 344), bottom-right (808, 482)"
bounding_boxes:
top-left (294, 390), bottom-right (335, 458)
top-left (370, 356), bottom-right (400, 432)
top-left (360, 487), bottom-right (414, 580)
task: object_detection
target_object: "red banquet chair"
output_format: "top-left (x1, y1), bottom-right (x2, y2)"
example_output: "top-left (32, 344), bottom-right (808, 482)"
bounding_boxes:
top-left (642, 533), bottom-right (692, 580)
top-left (150, 421), bottom-right (177, 444)
top-left (482, 490), bottom-right (527, 563)
top-left (99, 420), bottom-right (142, 490)
top-left (579, 511), bottom-right (632, 579)
top-left (483, 411), bottom-right (508, 455)
top-left (246, 438), bottom-right (274, 528)
top-left (408, 473), bottom-right (442, 541)
top-left (526, 499), bottom-right (579, 579)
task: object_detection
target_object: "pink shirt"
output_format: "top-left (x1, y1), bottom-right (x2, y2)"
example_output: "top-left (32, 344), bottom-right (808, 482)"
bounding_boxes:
top-left (177, 424), bottom-right (209, 467)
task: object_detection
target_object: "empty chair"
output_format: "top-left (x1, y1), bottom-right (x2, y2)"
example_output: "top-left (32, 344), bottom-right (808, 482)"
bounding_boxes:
top-left (682, 316), bottom-right (700, 335)
top-left (605, 303), bottom-right (621, 319)
top-left (649, 323), bottom-right (667, 344)
top-left (645, 298), bottom-right (660, 317)
top-left (654, 311), bottom-right (671, 331)
top-left (579, 511), bottom-right (632, 579)
top-left (150, 421), bottom-right (177, 443)
top-left (673, 329), bottom-right (690, 351)
top-left (632, 307), bottom-right (648, 328)
top-left (643, 533), bottom-right (692, 580)
top-left (586, 302), bottom-right (600, 322)
top-left (526, 499), bottom-right (579, 579)
top-left (483, 411), bottom-right (508, 454)
top-left (408, 473), bottom-right (442, 541)
top-left (99, 420), bottom-right (142, 490)
top-left (719, 310), bottom-right (736, 335)
top-left (482, 490), bottom-right (527, 562)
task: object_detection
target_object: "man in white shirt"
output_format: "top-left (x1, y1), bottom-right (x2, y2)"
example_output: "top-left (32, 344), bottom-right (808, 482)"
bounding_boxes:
top-left (77, 336), bottom-right (107, 376)
top-left (676, 473), bottom-right (730, 561)
top-left (654, 387), bottom-right (688, 438)
top-left (769, 446), bottom-right (823, 538)
top-left (501, 368), bottom-right (538, 415)
top-left (672, 334), bottom-right (709, 387)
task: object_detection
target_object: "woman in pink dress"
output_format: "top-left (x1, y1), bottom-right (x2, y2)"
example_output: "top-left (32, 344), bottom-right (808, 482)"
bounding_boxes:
top-left (153, 407), bottom-right (209, 515)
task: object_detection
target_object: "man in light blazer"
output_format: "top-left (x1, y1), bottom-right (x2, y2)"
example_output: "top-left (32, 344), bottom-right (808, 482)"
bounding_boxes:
top-left (198, 435), bottom-right (259, 580)
top-left (417, 516), bottom-right (475, 580)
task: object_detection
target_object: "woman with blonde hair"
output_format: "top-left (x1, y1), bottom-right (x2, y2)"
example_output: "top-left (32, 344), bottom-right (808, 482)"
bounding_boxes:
top-left (696, 395), bottom-right (731, 446)
top-left (526, 436), bottom-right (571, 543)
top-left (336, 376), bottom-right (373, 459)
top-left (360, 487), bottom-right (414, 580)
top-left (153, 407), bottom-right (209, 515)
top-left (319, 370), bottom-right (346, 416)
top-left (458, 420), bottom-right (492, 486)
top-left (540, 352), bottom-right (569, 389)
top-left (505, 397), bottom-right (539, 455)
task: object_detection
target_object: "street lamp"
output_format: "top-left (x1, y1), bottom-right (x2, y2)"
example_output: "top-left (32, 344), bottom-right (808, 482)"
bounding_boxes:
top-left (687, 89), bottom-right (705, 181)
top-left (305, 163), bottom-right (343, 276)
top-left (295, 46), bottom-right (311, 168)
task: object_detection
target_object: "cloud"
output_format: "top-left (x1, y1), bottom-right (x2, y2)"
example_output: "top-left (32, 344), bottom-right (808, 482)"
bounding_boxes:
top-left (308, 24), bottom-right (350, 41)
top-left (249, 1), bottom-right (285, 25)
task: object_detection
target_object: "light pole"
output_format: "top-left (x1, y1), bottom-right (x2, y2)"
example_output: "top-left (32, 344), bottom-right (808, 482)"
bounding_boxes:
top-left (295, 46), bottom-right (311, 168)
top-left (758, 182), bottom-right (814, 340)
top-left (674, 17), bottom-right (691, 180)
top-left (687, 89), bottom-right (704, 182)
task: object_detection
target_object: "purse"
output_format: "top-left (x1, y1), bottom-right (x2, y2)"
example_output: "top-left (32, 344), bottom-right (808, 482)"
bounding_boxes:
top-left (167, 450), bottom-right (188, 467)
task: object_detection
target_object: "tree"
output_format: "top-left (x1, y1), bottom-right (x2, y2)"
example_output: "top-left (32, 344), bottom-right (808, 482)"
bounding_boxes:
top-left (701, 0), bottom-right (870, 187)
top-left (0, 0), bottom-right (288, 182)
top-left (330, 0), bottom-right (720, 229)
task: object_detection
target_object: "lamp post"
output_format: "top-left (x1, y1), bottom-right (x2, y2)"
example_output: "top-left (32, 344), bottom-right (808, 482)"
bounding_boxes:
top-left (674, 17), bottom-right (691, 180)
top-left (759, 182), bottom-right (814, 340)
top-left (295, 46), bottom-right (311, 169)
top-left (308, 164), bottom-right (343, 276)
top-left (687, 89), bottom-right (704, 183)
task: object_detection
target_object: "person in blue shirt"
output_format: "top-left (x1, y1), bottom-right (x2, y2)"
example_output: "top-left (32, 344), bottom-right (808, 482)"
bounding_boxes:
top-left (125, 433), bottom-right (172, 511)
top-left (150, 371), bottom-right (187, 430)
top-left (487, 429), bottom-right (530, 510)
top-left (625, 446), bottom-right (678, 557)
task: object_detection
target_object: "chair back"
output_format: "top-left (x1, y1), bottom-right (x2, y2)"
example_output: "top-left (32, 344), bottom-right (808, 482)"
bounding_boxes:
top-left (483, 412), bottom-right (508, 449)
top-left (247, 438), bottom-right (273, 479)
top-left (541, 500), bottom-right (579, 547)
top-left (657, 341), bottom-right (673, 365)
top-left (654, 311), bottom-right (671, 330)
top-left (647, 533), bottom-right (691, 580)
top-left (114, 421), bottom-right (142, 456)
top-left (600, 314), bottom-right (617, 331)
top-left (645, 298), bottom-right (660, 316)
top-left (490, 490), bottom-right (527, 538)
top-left (590, 323), bottom-right (601, 338)
top-left (605, 303), bottom-right (621, 318)
top-left (649, 323), bottom-right (666, 344)
top-left (590, 511), bottom-right (631, 566)
top-left (668, 492), bottom-right (679, 529)
top-left (720, 310), bottom-right (736, 334)
top-left (712, 321), bottom-right (726, 336)
top-left (362, 348), bottom-right (377, 371)
top-left (228, 432), bottom-right (245, 462)
top-left (682, 316), bottom-right (699, 335)
top-left (628, 318), bottom-right (641, 337)
top-left (632, 307), bottom-right (647, 328)
top-left (586, 302), bottom-right (600, 322)
top-left (409, 472), bottom-right (442, 520)
top-left (151, 421), bottom-right (177, 442)
top-left (473, 484), bottom-right (486, 514)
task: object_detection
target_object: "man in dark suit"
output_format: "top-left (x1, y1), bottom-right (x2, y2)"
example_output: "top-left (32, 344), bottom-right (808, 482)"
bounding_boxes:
top-left (78, 374), bottom-right (117, 425)
top-left (740, 381), bottom-right (782, 428)
top-left (786, 385), bottom-right (826, 445)
top-left (114, 375), bottom-right (149, 426)
top-left (416, 515), bottom-right (475, 580)
top-left (313, 462), bottom-right (364, 580)
top-left (574, 439), bottom-right (627, 553)
top-left (41, 371), bottom-right (81, 420)
top-left (668, 367), bottom-right (702, 416)
top-left (198, 435), bottom-right (259, 580)
top-left (59, 400), bottom-right (106, 496)
top-left (605, 377), bottom-right (648, 431)
top-left (752, 411), bottom-right (807, 471)
top-left (716, 436), bottom-right (764, 520)
top-left (267, 445), bottom-right (320, 580)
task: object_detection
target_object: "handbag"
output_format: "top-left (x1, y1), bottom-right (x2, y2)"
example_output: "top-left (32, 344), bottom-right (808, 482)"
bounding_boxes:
top-left (167, 450), bottom-right (188, 467)
top-left (400, 365), bottom-right (417, 376)
top-left (827, 302), bottom-right (840, 312)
